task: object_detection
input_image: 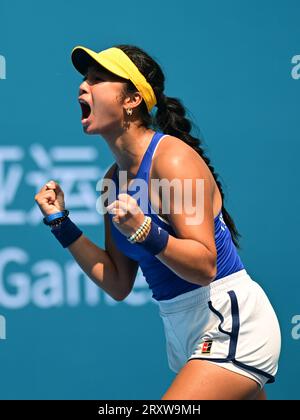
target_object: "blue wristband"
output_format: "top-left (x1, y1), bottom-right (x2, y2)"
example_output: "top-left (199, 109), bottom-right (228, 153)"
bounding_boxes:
top-left (43, 210), bottom-right (69, 225)
top-left (135, 219), bottom-right (169, 255)
top-left (51, 217), bottom-right (83, 248)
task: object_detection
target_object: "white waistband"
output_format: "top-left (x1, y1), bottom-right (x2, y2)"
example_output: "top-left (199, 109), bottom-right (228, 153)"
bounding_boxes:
top-left (158, 269), bottom-right (251, 314)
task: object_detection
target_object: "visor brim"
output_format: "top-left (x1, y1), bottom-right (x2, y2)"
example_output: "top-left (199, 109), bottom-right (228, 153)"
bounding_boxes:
top-left (71, 46), bottom-right (130, 80)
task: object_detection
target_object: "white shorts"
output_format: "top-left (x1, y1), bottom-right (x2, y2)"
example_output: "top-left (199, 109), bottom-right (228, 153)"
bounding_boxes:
top-left (157, 269), bottom-right (281, 388)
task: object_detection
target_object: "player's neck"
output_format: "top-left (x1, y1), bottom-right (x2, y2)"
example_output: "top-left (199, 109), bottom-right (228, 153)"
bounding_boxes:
top-left (103, 126), bottom-right (155, 175)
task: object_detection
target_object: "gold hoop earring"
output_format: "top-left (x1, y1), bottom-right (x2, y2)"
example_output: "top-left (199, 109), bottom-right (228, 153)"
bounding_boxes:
top-left (126, 108), bottom-right (133, 116)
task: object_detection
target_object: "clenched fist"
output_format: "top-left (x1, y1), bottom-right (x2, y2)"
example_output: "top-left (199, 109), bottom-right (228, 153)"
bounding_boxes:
top-left (106, 193), bottom-right (145, 237)
top-left (34, 180), bottom-right (65, 217)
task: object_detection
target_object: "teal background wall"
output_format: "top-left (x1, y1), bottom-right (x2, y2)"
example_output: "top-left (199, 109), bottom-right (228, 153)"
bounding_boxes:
top-left (0, 0), bottom-right (299, 400)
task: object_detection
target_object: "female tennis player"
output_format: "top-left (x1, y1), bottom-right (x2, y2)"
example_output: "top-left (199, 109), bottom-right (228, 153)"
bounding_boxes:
top-left (34, 44), bottom-right (281, 400)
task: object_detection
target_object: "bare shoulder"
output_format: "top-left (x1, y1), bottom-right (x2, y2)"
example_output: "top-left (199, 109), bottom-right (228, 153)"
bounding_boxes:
top-left (156, 135), bottom-right (197, 157)
top-left (150, 135), bottom-right (223, 219)
top-left (152, 135), bottom-right (213, 186)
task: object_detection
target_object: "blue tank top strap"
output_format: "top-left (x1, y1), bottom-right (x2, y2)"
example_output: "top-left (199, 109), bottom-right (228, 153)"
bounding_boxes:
top-left (112, 131), bottom-right (165, 185)
top-left (135, 131), bottom-right (166, 181)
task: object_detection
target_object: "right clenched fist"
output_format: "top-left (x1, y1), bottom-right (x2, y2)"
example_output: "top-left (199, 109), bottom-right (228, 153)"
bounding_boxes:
top-left (34, 180), bottom-right (66, 217)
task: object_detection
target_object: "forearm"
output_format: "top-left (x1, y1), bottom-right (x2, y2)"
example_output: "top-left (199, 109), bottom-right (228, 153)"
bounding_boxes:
top-left (67, 234), bottom-right (123, 300)
top-left (156, 235), bottom-right (217, 286)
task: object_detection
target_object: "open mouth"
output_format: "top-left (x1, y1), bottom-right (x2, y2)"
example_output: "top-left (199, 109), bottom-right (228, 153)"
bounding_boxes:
top-left (79, 99), bottom-right (92, 122)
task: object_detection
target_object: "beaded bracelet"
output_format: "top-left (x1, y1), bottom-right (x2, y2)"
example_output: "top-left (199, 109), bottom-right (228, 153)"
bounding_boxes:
top-left (134, 217), bottom-right (152, 243)
top-left (127, 216), bottom-right (152, 243)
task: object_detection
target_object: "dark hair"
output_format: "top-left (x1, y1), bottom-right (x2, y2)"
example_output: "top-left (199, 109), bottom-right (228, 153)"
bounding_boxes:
top-left (114, 44), bottom-right (242, 249)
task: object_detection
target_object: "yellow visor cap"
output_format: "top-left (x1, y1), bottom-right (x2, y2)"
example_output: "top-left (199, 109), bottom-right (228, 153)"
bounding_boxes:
top-left (71, 46), bottom-right (157, 113)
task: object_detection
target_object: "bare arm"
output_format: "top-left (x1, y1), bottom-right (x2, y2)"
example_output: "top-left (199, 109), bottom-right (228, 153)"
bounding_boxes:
top-left (67, 164), bottom-right (139, 301)
top-left (67, 220), bottom-right (139, 301)
top-left (151, 144), bottom-right (218, 286)
top-left (35, 165), bottom-right (138, 301)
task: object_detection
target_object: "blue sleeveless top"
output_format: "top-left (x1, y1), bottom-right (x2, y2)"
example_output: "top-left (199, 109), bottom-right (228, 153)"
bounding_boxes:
top-left (108, 131), bottom-right (244, 301)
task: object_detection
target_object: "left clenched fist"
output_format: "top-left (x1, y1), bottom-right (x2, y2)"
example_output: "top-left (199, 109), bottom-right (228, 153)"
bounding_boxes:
top-left (106, 193), bottom-right (145, 237)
